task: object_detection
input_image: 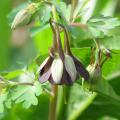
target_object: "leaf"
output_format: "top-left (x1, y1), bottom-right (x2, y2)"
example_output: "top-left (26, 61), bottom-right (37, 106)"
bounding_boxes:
top-left (87, 15), bottom-right (120, 38)
top-left (38, 4), bottom-right (51, 24)
top-left (95, 78), bottom-right (120, 102)
top-left (102, 49), bottom-right (120, 78)
top-left (35, 53), bottom-right (48, 66)
top-left (73, 0), bottom-right (90, 21)
top-left (2, 70), bottom-right (24, 80)
top-left (71, 47), bottom-right (91, 66)
top-left (0, 92), bottom-right (8, 113)
top-left (30, 23), bottom-right (50, 37)
top-left (77, 73), bottom-right (120, 120)
top-left (11, 81), bottom-right (42, 109)
top-left (67, 83), bottom-right (97, 120)
top-left (58, 2), bottom-right (71, 22)
top-left (33, 26), bottom-right (52, 54)
top-left (100, 36), bottom-right (120, 50)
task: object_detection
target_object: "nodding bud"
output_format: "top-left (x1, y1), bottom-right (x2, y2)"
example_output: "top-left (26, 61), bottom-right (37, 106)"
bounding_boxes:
top-left (101, 46), bottom-right (111, 58)
top-left (87, 64), bottom-right (102, 84)
top-left (11, 3), bottom-right (39, 29)
top-left (64, 55), bottom-right (77, 82)
top-left (51, 58), bottom-right (63, 84)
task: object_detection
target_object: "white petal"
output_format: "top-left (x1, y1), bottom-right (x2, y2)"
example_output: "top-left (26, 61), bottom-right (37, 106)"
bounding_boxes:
top-left (51, 58), bottom-right (63, 84)
top-left (37, 57), bottom-right (50, 73)
top-left (65, 55), bottom-right (77, 82)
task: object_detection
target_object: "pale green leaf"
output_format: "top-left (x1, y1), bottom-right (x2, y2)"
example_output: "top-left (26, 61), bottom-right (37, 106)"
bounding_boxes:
top-left (11, 81), bottom-right (42, 108)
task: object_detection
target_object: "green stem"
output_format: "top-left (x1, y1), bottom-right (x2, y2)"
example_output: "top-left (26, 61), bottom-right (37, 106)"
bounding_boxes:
top-left (57, 86), bottom-right (71, 120)
top-left (93, 39), bottom-right (100, 65)
top-left (48, 5), bottom-right (59, 120)
top-left (0, 81), bottom-right (34, 86)
top-left (70, 0), bottom-right (78, 21)
top-left (68, 93), bottom-right (97, 120)
top-left (48, 85), bottom-right (58, 120)
top-left (93, 39), bottom-right (99, 49)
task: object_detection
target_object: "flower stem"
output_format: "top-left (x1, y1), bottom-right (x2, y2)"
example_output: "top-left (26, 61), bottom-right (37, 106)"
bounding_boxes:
top-left (0, 79), bottom-right (34, 86)
top-left (48, 85), bottom-right (58, 120)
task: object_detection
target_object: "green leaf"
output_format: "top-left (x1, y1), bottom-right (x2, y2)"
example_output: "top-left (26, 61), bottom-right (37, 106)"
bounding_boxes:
top-left (100, 36), bottom-right (120, 50)
top-left (38, 4), bottom-right (51, 24)
top-left (102, 50), bottom-right (120, 78)
top-left (95, 78), bottom-right (120, 102)
top-left (35, 53), bottom-right (48, 66)
top-left (33, 27), bottom-right (52, 54)
top-left (78, 74), bottom-right (120, 120)
top-left (58, 2), bottom-right (71, 22)
top-left (0, 92), bottom-right (8, 113)
top-left (2, 70), bottom-right (24, 80)
top-left (71, 47), bottom-right (91, 66)
top-left (30, 23), bottom-right (50, 37)
top-left (87, 15), bottom-right (120, 38)
top-left (11, 81), bottom-right (42, 109)
top-left (67, 83), bottom-right (97, 120)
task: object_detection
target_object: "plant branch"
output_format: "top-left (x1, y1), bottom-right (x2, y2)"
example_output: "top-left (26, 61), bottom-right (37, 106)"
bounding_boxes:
top-left (70, 0), bottom-right (78, 21)
top-left (48, 85), bottom-right (58, 120)
top-left (0, 80), bottom-right (34, 86)
top-left (70, 22), bottom-right (88, 29)
top-left (48, 5), bottom-right (59, 120)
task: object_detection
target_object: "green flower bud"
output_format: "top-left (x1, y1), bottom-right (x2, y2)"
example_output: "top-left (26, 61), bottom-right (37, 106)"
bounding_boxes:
top-left (101, 46), bottom-right (111, 57)
top-left (64, 55), bottom-right (77, 82)
top-left (87, 64), bottom-right (102, 84)
top-left (51, 58), bottom-right (63, 84)
top-left (11, 3), bottom-right (39, 29)
top-left (11, 9), bottom-right (31, 29)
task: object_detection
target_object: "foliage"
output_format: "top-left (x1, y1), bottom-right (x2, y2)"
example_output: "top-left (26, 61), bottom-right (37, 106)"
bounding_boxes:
top-left (0, 0), bottom-right (120, 120)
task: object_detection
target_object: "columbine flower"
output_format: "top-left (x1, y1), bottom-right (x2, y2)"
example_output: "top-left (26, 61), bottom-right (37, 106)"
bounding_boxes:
top-left (63, 27), bottom-right (89, 81)
top-left (39, 50), bottom-right (87, 85)
top-left (38, 22), bottom-right (89, 85)
top-left (11, 3), bottom-right (39, 29)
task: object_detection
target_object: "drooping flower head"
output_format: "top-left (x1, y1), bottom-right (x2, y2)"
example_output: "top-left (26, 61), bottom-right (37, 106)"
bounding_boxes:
top-left (39, 21), bottom-right (89, 85)
top-left (86, 45), bottom-right (111, 85)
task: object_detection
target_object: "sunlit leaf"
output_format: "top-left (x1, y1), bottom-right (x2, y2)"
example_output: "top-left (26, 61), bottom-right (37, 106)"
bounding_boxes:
top-left (11, 81), bottom-right (42, 108)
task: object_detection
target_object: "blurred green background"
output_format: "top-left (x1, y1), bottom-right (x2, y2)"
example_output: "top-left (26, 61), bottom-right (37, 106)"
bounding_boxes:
top-left (0, 0), bottom-right (120, 120)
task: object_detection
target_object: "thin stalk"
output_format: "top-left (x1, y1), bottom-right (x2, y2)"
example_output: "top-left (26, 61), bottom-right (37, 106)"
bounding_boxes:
top-left (70, 0), bottom-right (78, 21)
top-left (48, 5), bottom-right (59, 120)
top-left (90, 47), bottom-right (95, 64)
top-left (93, 39), bottom-right (99, 49)
top-left (50, 21), bottom-right (71, 55)
top-left (100, 57), bottom-right (109, 68)
top-left (63, 27), bottom-right (72, 55)
top-left (0, 81), bottom-right (34, 86)
top-left (93, 39), bottom-right (102, 66)
top-left (52, 5), bottom-right (64, 60)
top-left (70, 22), bottom-right (88, 29)
top-left (49, 20), bottom-right (57, 51)
top-left (48, 85), bottom-right (58, 120)
top-left (57, 86), bottom-right (71, 120)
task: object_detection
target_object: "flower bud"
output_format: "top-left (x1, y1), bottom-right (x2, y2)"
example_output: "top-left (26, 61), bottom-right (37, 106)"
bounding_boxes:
top-left (101, 46), bottom-right (111, 58)
top-left (11, 3), bottom-right (39, 29)
top-left (11, 9), bottom-right (31, 29)
top-left (51, 58), bottom-right (63, 84)
top-left (87, 64), bottom-right (102, 84)
top-left (64, 55), bottom-right (77, 82)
